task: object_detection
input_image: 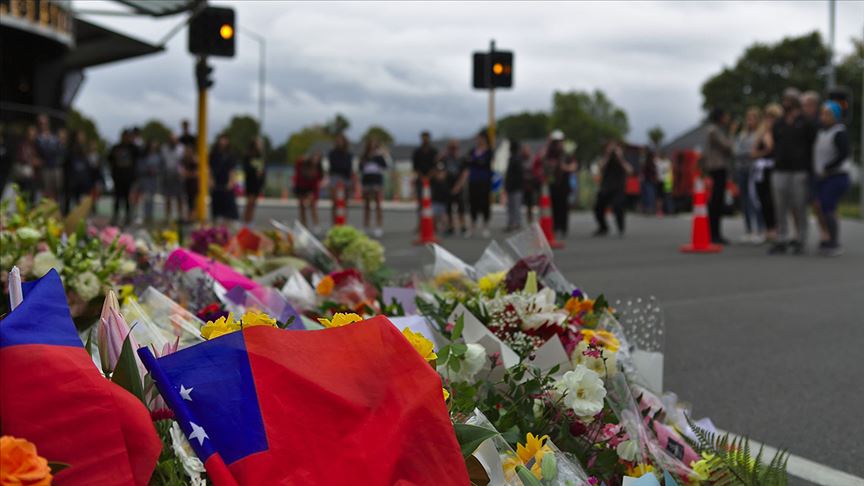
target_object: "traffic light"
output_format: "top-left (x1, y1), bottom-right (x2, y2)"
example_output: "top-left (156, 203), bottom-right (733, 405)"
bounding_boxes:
top-left (196, 58), bottom-right (214, 91)
top-left (471, 50), bottom-right (514, 89)
top-left (489, 51), bottom-right (513, 88)
top-left (188, 6), bottom-right (235, 58)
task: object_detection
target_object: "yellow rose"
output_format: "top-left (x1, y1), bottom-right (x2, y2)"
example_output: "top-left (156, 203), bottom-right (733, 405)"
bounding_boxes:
top-left (401, 328), bottom-right (437, 362)
top-left (0, 436), bottom-right (53, 486)
top-left (201, 313), bottom-right (241, 340)
top-left (317, 312), bottom-right (362, 329)
top-left (316, 276), bottom-right (335, 296)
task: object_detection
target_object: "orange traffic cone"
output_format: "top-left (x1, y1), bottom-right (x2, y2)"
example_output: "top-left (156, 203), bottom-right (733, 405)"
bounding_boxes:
top-left (414, 177), bottom-right (437, 245)
top-left (680, 177), bottom-right (721, 253)
top-left (333, 181), bottom-right (346, 226)
top-left (539, 184), bottom-right (564, 249)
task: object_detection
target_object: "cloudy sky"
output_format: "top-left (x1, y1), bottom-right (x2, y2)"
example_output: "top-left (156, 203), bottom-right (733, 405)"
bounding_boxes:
top-left (74, 1), bottom-right (863, 146)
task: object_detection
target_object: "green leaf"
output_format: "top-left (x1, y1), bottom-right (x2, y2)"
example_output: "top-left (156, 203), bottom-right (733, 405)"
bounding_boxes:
top-left (48, 461), bottom-right (70, 475)
top-left (84, 328), bottom-right (94, 361)
top-left (453, 423), bottom-right (499, 459)
top-left (452, 314), bottom-right (464, 340)
top-left (111, 332), bottom-right (145, 405)
top-left (516, 465), bottom-right (543, 486)
top-left (451, 343), bottom-right (468, 357)
top-left (540, 452), bottom-right (558, 481)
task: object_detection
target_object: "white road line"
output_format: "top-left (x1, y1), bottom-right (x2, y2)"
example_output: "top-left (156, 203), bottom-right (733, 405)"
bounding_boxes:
top-left (720, 430), bottom-right (864, 486)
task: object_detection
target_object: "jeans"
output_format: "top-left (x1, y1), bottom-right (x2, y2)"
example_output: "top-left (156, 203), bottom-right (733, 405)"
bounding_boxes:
top-left (771, 171), bottom-right (809, 245)
top-left (594, 189), bottom-right (625, 233)
top-left (640, 180), bottom-right (656, 213)
top-left (816, 173), bottom-right (850, 247)
top-left (736, 167), bottom-right (763, 233)
top-left (550, 183), bottom-right (570, 235)
top-left (506, 190), bottom-right (523, 229)
top-left (708, 169), bottom-right (727, 242)
top-left (468, 180), bottom-right (491, 224)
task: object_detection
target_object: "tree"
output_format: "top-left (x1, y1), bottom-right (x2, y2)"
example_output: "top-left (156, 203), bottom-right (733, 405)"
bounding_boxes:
top-left (66, 109), bottom-right (105, 151)
top-left (140, 119), bottom-right (172, 144)
top-left (284, 125), bottom-right (331, 163)
top-left (835, 37), bottom-right (863, 162)
top-left (701, 32), bottom-right (829, 118)
top-left (647, 125), bottom-right (665, 148)
top-left (549, 90), bottom-right (629, 163)
top-left (496, 111), bottom-right (550, 140)
top-left (221, 115), bottom-right (260, 155)
top-left (361, 125), bottom-right (393, 145)
top-left (325, 113), bottom-right (350, 136)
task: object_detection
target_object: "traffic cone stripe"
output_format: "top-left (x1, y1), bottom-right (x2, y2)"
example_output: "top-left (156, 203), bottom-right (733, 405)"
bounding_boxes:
top-left (333, 182), bottom-right (346, 226)
top-left (538, 185), bottom-right (563, 249)
top-left (680, 176), bottom-right (721, 254)
top-left (414, 177), bottom-right (437, 245)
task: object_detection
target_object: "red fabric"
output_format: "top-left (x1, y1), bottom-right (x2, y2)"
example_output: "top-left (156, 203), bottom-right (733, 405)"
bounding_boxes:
top-left (227, 317), bottom-right (469, 486)
top-left (0, 344), bottom-right (161, 485)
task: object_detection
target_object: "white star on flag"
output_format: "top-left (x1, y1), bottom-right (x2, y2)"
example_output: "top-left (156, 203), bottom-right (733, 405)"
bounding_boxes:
top-left (189, 422), bottom-right (208, 446)
top-left (179, 384), bottom-right (193, 401)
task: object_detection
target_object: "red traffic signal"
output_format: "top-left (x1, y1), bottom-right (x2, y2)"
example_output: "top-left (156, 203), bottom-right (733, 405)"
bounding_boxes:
top-left (188, 6), bottom-right (235, 58)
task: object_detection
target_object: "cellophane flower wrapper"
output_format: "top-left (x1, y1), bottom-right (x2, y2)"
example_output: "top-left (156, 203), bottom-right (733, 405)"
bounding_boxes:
top-left (416, 244), bottom-right (477, 302)
top-left (271, 219), bottom-right (340, 274)
top-left (122, 286), bottom-right (205, 349)
top-left (505, 224), bottom-right (573, 294)
top-left (278, 266), bottom-right (318, 311)
top-left (225, 285), bottom-right (304, 329)
top-left (473, 240), bottom-right (515, 280)
top-left (611, 297), bottom-right (666, 394)
top-left (319, 269), bottom-right (379, 314)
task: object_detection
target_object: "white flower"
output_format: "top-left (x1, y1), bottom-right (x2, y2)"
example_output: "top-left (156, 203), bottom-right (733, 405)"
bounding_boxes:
top-left (119, 260), bottom-right (137, 274)
top-left (571, 341), bottom-right (617, 378)
top-left (33, 251), bottom-right (62, 277)
top-left (1, 252), bottom-right (15, 271)
top-left (533, 398), bottom-right (545, 419)
top-left (486, 288), bottom-right (567, 331)
top-left (73, 271), bottom-right (101, 301)
top-left (170, 422), bottom-right (206, 485)
top-left (616, 439), bottom-right (640, 462)
top-left (16, 227), bottom-right (41, 243)
top-left (553, 365), bottom-right (606, 419)
top-left (444, 343), bottom-right (487, 383)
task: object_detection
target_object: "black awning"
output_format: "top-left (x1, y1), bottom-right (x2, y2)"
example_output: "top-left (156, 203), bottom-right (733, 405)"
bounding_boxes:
top-left (116, 0), bottom-right (193, 17)
top-left (63, 18), bottom-right (163, 70)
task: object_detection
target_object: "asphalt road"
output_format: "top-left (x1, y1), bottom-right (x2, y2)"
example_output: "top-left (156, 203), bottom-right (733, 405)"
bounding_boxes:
top-left (249, 202), bottom-right (864, 481)
top-left (103, 198), bottom-right (864, 480)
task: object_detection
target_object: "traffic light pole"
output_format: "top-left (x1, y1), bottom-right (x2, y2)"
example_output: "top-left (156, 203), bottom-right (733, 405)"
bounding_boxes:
top-left (196, 56), bottom-right (210, 223)
top-left (487, 39), bottom-right (496, 147)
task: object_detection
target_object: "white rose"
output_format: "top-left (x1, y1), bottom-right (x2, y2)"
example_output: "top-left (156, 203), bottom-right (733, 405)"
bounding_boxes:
top-left (571, 341), bottom-right (617, 378)
top-left (33, 251), bottom-right (63, 277)
top-left (616, 439), bottom-right (640, 462)
top-left (119, 260), bottom-right (137, 274)
top-left (553, 365), bottom-right (606, 419)
top-left (169, 422), bottom-right (206, 484)
top-left (446, 343), bottom-right (487, 383)
top-left (16, 227), bottom-right (42, 243)
top-left (73, 271), bottom-right (101, 301)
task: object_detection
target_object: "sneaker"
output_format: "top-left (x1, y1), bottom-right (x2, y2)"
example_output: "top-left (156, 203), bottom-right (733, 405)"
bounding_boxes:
top-left (372, 227), bottom-right (383, 238)
top-left (738, 234), bottom-right (754, 244)
top-left (822, 246), bottom-right (844, 257)
top-left (768, 242), bottom-right (787, 255)
top-left (789, 240), bottom-right (804, 255)
top-left (592, 228), bottom-right (609, 237)
top-left (750, 234), bottom-right (766, 244)
top-left (712, 237), bottom-right (730, 246)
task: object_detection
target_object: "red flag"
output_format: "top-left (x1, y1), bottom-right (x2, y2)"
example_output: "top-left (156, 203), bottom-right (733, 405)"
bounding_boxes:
top-left (140, 316), bottom-right (470, 485)
top-left (0, 270), bottom-right (161, 485)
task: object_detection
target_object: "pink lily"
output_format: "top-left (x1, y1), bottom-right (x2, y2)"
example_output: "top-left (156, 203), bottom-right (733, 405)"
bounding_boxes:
top-left (97, 290), bottom-right (146, 378)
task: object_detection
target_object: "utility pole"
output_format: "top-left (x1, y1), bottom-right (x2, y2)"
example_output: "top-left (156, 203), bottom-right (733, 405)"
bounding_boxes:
top-left (488, 39), bottom-right (496, 148)
top-left (827, 0), bottom-right (836, 89)
top-left (196, 56), bottom-right (210, 223)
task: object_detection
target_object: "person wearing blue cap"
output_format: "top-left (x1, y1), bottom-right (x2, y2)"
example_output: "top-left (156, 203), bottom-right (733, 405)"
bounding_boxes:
top-left (812, 100), bottom-right (851, 256)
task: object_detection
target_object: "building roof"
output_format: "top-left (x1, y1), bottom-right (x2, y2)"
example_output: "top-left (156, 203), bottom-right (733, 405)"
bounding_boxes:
top-left (64, 18), bottom-right (163, 70)
top-left (662, 123), bottom-right (709, 154)
top-left (116, 0), bottom-right (194, 17)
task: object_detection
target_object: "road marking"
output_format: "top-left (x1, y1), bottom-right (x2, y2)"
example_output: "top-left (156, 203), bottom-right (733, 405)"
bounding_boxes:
top-left (719, 430), bottom-right (864, 486)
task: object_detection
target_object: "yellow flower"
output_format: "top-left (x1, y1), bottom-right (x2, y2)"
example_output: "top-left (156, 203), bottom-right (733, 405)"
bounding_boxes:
top-left (118, 284), bottom-right (137, 305)
top-left (201, 313), bottom-right (241, 340)
top-left (690, 452), bottom-right (715, 481)
top-left (502, 433), bottom-right (552, 480)
top-left (316, 276), bottom-right (335, 296)
top-left (626, 463), bottom-right (655, 477)
top-left (317, 312), bottom-right (362, 329)
top-left (442, 388), bottom-right (450, 401)
top-left (478, 271), bottom-right (505, 294)
top-left (580, 329), bottom-right (621, 352)
top-left (161, 230), bottom-right (179, 245)
top-left (241, 310), bottom-right (277, 329)
top-left (0, 436), bottom-right (53, 486)
top-left (401, 328), bottom-right (437, 362)
top-left (565, 297), bottom-right (595, 315)
top-left (46, 220), bottom-right (61, 238)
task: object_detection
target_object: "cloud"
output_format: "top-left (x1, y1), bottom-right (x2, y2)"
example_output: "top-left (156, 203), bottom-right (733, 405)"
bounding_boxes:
top-left (73, 0), bottom-right (863, 145)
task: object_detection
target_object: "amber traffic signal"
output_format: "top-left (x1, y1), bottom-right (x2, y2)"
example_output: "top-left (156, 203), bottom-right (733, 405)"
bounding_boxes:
top-left (189, 6), bottom-right (235, 58)
top-left (472, 50), bottom-right (514, 89)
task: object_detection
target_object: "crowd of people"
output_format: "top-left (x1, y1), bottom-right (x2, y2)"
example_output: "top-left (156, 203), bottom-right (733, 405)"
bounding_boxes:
top-left (1, 97), bottom-right (853, 255)
top-left (706, 87), bottom-right (853, 256)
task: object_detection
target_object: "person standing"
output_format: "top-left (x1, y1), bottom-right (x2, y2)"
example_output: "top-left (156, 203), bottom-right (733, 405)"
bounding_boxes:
top-left (751, 103), bottom-right (782, 244)
top-left (593, 140), bottom-right (632, 236)
top-left (655, 151), bottom-right (672, 215)
top-left (440, 139), bottom-right (466, 236)
top-left (86, 139), bottom-right (105, 215)
top-left (769, 88), bottom-right (817, 255)
top-left (412, 131), bottom-right (437, 231)
top-left (108, 129), bottom-right (139, 226)
top-left (293, 152), bottom-right (323, 231)
top-left (209, 134), bottom-right (239, 222)
top-left (138, 140), bottom-right (163, 225)
top-left (734, 107), bottom-right (764, 243)
top-left (180, 144), bottom-right (199, 221)
top-left (12, 125), bottom-right (41, 203)
top-left (812, 101), bottom-right (852, 256)
top-left (34, 115), bottom-right (63, 202)
top-left (243, 137), bottom-right (266, 224)
top-left (327, 133), bottom-right (354, 224)
top-left (430, 158), bottom-right (450, 234)
top-left (539, 130), bottom-right (577, 238)
top-left (178, 119), bottom-right (196, 148)
top-left (504, 139), bottom-right (526, 232)
top-left (456, 131), bottom-right (493, 238)
top-left (161, 134), bottom-right (185, 223)
top-left (359, 137), bottom-right (389, 237)
top-left (703, 107), bottom-right (734, 245)
top-left (640, 149), bottom-right (658, 214)
top-left (63, 131), bottom-right (92, 213)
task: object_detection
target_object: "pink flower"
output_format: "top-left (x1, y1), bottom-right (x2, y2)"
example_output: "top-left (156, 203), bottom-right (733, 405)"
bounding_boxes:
top-left (97, 290), bottom-right (145, 378)
top-left (117, 234), bottom-right (136, 254)
top-left (36, 242), bottom-right (49, 252)
top-left (445, 322), bottom-right (455, 332)
top-left (87, 225), bottom-right (98, 237)
top-left (100, 226), bottom-right (119, 244)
